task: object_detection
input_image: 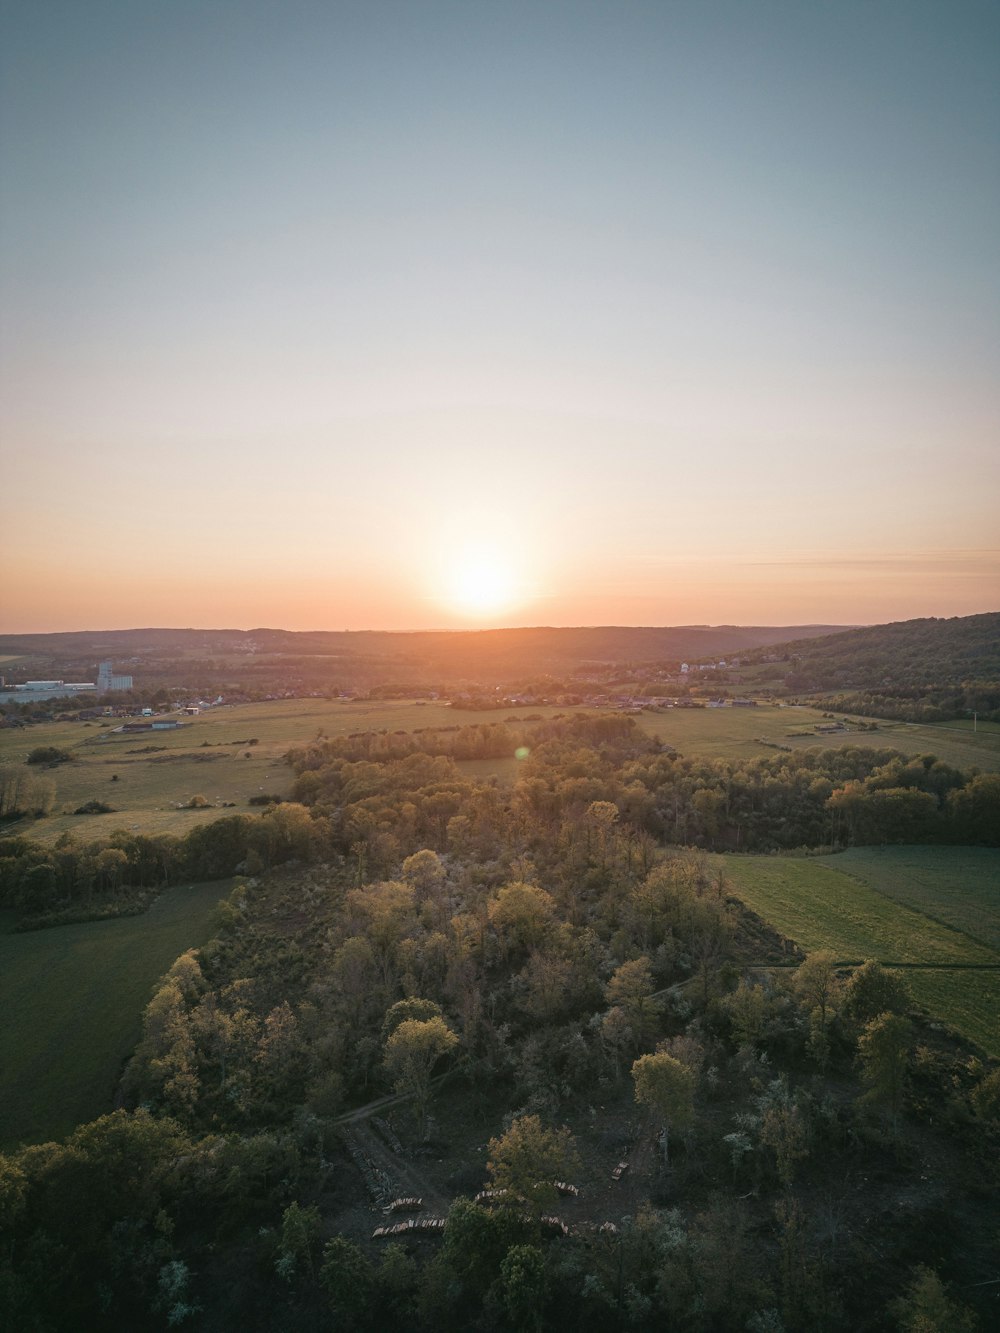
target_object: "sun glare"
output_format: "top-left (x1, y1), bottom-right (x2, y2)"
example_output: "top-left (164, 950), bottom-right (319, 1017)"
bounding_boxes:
top-left (444, 543), bottom-right (522, 619)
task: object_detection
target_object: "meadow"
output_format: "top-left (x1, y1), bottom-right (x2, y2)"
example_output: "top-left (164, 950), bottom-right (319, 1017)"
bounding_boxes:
top-left (817, 845), bottom-right (1000, 952)
top-left (635, 704), bottom-right (1000, 771)
top-left (719, 851), bottom-right (1000, 1057)
top-left (0, 879), bottom-right (230, 1149)
top-left (5, 697), bottom-right (999, 847)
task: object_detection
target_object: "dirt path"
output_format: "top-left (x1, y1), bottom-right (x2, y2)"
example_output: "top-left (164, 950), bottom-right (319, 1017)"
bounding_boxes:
top-left (345, 1121), bottom-right (451, 1215)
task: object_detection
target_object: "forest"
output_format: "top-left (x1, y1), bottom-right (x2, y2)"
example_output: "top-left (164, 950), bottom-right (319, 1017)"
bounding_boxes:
top-left (0, 710), bottom-right (997, 1330)
top-left (747, 613), bottom-right (1000, 722)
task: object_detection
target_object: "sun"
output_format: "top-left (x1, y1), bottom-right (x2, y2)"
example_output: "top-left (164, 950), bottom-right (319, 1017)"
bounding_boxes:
top-left (443, 542), bottom-right (522, 619)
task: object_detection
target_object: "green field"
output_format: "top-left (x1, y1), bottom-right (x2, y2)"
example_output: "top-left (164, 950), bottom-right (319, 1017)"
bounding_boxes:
top-left (816, 846), bottom-right (1000, 952)
top-left (3, 697), bottom-right (999, 847)
top-left (719, 851), bottom-right (1000, 1057)
top-left (634, 704), bottom-right (1000, 771)
top-left (0, 880), bottom-right (229, 1149)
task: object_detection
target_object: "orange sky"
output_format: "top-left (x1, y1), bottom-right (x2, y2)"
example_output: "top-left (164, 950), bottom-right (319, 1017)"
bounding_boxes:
top-left (2, 4), bottom-right (998, 633)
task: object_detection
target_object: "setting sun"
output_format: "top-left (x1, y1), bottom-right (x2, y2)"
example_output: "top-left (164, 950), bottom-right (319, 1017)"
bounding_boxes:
top-left (445, 543), bottom-right (522, 618)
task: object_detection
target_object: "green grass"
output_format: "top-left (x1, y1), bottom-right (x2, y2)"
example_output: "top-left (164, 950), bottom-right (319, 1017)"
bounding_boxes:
top-left (926, 717), bottom-right (1000, 736)
top-left (0, 880), bottom-right (230, 1149)
top-left (816, 846), bottom-right (1000, 952)
top-left (633, 703), bottom-right (1000, 770)
top-left (719, 853), bottom-right (1000, 1057)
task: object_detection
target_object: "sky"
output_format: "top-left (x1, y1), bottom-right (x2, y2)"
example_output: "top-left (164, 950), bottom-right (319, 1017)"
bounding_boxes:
top-left (1, 0), bottom-right (998, 632)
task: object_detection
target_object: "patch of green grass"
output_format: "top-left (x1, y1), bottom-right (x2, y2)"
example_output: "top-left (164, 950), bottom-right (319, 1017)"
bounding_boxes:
top-left (0, 880), bottom-right (230, 1149)
top-left (633, 704), bottom-right (1000, 770)
top-left (817, 846), bottom-right (1000, 952)
top-left (719, 854), bottom-right (1000, 1057)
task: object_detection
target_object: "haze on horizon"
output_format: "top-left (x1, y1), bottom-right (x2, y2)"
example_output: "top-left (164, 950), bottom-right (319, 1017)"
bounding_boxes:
top-left (1, 1), bottom-right (998, 635)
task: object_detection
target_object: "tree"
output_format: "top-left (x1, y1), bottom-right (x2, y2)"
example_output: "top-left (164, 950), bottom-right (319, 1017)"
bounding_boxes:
top-left (499, 1243), bottom-right (547, 1332)
top-left (858, 1011), bottom-right (912, 1135)
top-left (844, 960), bottom-right (910, 1029)
top-left (631, 1052), bottom-right (696, 1164)
top-left (95, 847), bottom-right (129, 894)
top-left (381, 997), bottom-right (443, 1042)
top-left (346, 879), bottom-right (417, 993)
top-left (760, 1101), bottom-right (809, 1189)
top-left (320, 1235), bottom-right (376, 1325)
top-left (439, 1197), bottom-right (530, 1301)
top-left (721, 980), bottom-right (766, 1048)
top-left (486, 1114), bottom-right (580, 1216)
top-left (402, 848), bottom-right (446, 896)
top-left (605, 956), bottom-right (662, 1051)
top-left (514, 951), bottom-right (573, 1025)
top-left (487, 882), bottom-right (556, 956)
top-left (275, 1201), bottom-right (321, 1283)
top-left (792, 950), bottom-right (840, 1027)
top-left (585, 800), bottom-right (619, 871)
top-left (383, 1015), bottom-right (458, 1136)
top-left (890, 1264), bottom-right (978, 1332)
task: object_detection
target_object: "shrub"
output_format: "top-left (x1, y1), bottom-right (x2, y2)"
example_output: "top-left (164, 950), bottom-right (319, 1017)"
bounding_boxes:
top-left (27, 747), bottom-right (72, 765)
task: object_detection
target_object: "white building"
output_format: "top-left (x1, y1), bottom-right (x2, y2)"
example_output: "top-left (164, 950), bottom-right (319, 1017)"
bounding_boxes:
top-left (97, 660), bottom-right (133, 692)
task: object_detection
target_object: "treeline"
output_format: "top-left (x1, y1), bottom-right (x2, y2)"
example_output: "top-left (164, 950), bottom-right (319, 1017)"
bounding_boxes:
top-left (818, 682), bottom-right (1000, 725)
top-left (0, 804), bottom-right (321, 920)
top-left (288, 711), bottom-right (641, 767)
top-left (0, 765), bottom-right (56, 821)
top-left (613, 747), bottom-right (1000, 850)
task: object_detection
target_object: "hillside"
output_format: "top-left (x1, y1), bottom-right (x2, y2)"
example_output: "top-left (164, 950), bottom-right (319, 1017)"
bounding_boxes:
top-left (744, 612), bottom-right (1000, 722)
top-left (0, 623), bottom-right (848, 690)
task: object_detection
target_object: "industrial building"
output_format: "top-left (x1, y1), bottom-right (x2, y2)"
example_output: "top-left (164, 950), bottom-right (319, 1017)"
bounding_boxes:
top-left (97, 661), bottom-right (133, 692)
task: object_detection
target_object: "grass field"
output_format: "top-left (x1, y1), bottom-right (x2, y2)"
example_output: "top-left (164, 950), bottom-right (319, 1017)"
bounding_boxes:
top-left (816, 846), bottom-right (1000, 953)
top-left (634, 705), bottom-right (1000, 771)
top-left (3, 698), bottom-right (999, 847)
top-left (719, 852), bottom-right (1000, 1057)
top-left (0, 879), bottom-right (230, 1150)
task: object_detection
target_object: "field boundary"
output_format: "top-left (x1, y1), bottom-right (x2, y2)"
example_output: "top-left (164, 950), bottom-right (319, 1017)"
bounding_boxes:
top-left (821, 861), bottom-right (998, 958)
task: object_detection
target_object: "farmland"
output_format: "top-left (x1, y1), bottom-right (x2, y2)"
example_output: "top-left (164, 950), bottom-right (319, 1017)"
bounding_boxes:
top-left (816, 845), bottom-right (1000, 952)
top-left (719, 850), bottom-right (1000, 1057)
top-left (634, 704), bottom-right (1000, 770)
top-left (0, 878), bottom-right (230, 1150)
top-left (4, 697), bottom-right (999, 847)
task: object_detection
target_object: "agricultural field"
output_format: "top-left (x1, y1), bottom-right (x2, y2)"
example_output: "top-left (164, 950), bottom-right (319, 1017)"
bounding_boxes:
top-left (817, 845), bottom-right (1000, 952)
top-left (0, 698), bottom-right (562, 844)
top-left (3, 697), bottom-right (999, 847)
top-left (0, 879), bottom-right (231, 1150)
top-left (634, 704), bottom-right (1000, 771)
top-left (719, 851), bottom-right (1000, 1057)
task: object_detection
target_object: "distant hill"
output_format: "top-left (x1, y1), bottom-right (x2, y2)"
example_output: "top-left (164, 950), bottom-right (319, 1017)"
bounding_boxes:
top-left (746, 612), bottom-right (1000, 722)
top-left (0, 623), bottom-right (849, 679)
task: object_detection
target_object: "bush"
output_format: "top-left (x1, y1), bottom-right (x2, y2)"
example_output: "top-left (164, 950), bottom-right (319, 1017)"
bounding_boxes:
top-left (27, 747), bottom-right (73, 765)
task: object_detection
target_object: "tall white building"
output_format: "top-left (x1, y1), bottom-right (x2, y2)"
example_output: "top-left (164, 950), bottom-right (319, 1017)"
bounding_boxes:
top-left (97, 660), bottom-right (133, 692)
